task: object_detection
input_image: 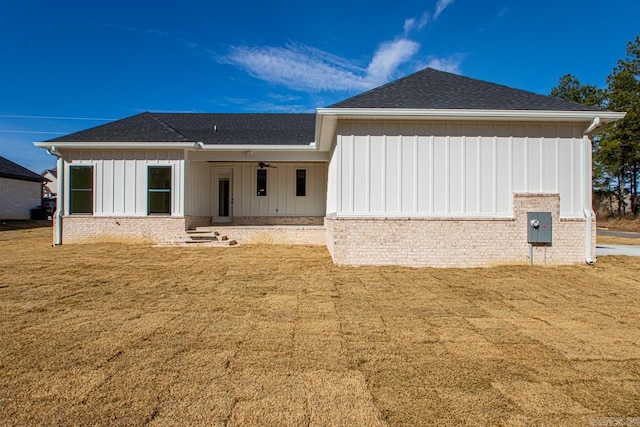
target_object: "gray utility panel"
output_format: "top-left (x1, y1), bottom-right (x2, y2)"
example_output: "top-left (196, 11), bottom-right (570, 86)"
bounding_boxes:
top-left (527, 212), bottom-right (552, 244)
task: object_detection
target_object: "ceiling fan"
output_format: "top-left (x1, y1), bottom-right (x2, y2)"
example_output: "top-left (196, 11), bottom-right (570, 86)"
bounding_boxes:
top-left (258, 162), bottom-right (276, 169)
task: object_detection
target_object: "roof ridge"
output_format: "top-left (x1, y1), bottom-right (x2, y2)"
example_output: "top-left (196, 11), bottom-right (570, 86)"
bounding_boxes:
top-left (147, 113), bottom-right (190, 142)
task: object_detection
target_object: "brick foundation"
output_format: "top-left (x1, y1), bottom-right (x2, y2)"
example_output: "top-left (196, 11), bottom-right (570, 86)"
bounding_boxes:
top-left (185, 216), bottom-right (211, 230)
top-left (214, 226), bottom-right (326, 245)
top-left (61, 216), bottom-right (187, 244)
top-left (229, 216), bottom-right (325, 226)
top-left (326, 194), bottom-right (595, 268)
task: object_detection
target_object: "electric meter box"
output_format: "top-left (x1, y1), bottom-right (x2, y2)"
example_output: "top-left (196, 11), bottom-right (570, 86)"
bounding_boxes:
top-left (527, 212), bottom-right (552, 244)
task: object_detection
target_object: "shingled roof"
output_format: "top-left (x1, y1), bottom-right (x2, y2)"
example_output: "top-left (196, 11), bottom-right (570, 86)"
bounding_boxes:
top-left (0, 155), bottom-right (44, 183)
top-left (47, 113), bottom-right (316, 145)
top-left (330, 68), bottom-right (604, 111)
top-left (44, 68), bottom-right (607, 146)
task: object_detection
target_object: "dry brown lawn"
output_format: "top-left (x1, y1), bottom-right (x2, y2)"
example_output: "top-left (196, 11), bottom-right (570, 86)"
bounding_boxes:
top-left (597, 235), bottom-right (640, 246)
top-left (1, 227), bottom-right (639, 426)
top-left (597, 217), bottom-right (640, 233)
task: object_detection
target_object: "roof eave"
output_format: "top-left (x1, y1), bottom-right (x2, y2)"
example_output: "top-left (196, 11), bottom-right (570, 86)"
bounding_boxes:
top-left (315, 107), bottom-right (626, 153)
top-left (0, 172), bottom-right (45, 183)
top-left (196, 142), bottom-right (318, 151)
top-left (34, 141), bottom-right (198, 150)
top-left (316, 108), bottom-right (626, 122)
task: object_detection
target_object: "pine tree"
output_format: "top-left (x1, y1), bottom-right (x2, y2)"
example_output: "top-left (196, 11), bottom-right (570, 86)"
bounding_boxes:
top-left (550, 36), bottom-right (640, 217)
top-left (601, 36), bottom-right (640, 215)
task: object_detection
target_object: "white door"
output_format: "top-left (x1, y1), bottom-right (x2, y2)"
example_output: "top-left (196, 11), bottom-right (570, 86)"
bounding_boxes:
top-left (213, 169), bottom-right (232, 223)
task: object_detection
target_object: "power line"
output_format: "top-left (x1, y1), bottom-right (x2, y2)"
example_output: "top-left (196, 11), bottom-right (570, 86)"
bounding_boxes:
top-left (0, 114), bottom-right (116, 121)
top-left (0, 130), bottom-right (67, 135)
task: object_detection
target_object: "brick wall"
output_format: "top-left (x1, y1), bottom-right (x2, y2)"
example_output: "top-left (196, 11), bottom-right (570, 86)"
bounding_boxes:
top-left (61, 216), bottom-right (187, 243)
top-left (326, 194), bottom-right (594, 268)
top-left (0, 177), bottom-right (42, 220)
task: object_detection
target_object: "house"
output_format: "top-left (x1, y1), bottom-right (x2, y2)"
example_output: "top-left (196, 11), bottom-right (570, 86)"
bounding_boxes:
top-left (34, 68), bottom-right (625, 267)
top-left (42, 168), bottom-right (57, 199)
top-left (0, 155), bottom-right (45, 220)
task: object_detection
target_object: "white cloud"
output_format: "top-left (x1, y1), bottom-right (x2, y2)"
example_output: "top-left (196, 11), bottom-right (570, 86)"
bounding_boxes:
top-left (403, 12), bottom-right (429, 35)
top-left (222, 3), bottom-right (463, 94)
top-left (403, 17), bottom-right (416, 34)
top-left (434, 0), bottom-right (455, 19)
top-left (420, 55), bottom-right (464, 74)
top-left (366, 39), bottom-right (420, 84)
top-left (497, 6), bottom-right (510, 18)
top-left (223, 39), bottom-right (418, 92)
top-left (267, 92), bottom-right (302, 102)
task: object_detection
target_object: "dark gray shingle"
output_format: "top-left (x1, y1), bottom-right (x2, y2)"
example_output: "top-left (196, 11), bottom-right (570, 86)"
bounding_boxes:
top-left (330, 68), bottom-right (604, 111)
top-left (45, 68), bottom-right (607, 146)
top-left (47, 113), bottom-right (316, 145)
top-left (46, 113), bottom-right (189, 143)
top-left (0, 155), bottom-right (44, 183)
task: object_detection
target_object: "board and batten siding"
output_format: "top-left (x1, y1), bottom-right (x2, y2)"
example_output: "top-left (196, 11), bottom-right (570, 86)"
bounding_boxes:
top-left (184, 160), bottom-right (212, 217)
top-left (63, 150), bottom-right (185, 216)
top-left (232, 163), bottom-right (326, 217)
top-left (328, 121), bottom-right (587, 218)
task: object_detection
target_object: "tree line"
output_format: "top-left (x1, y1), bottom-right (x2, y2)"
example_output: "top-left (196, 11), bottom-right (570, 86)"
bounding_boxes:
top-left (550, 36), bottom-right (640, 217)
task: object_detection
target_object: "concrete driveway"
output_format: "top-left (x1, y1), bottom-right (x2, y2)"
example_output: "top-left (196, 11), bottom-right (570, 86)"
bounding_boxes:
top-left (597, 244), bottom-right (640, 256)
top-left (596, 228), bottom-right (640, 256)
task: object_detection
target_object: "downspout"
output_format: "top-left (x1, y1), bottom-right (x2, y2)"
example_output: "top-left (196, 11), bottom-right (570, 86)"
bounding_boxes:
top-left (583, 117), bottom-right (600, 265)
top-left (46, 146), bottom-right (63, 246)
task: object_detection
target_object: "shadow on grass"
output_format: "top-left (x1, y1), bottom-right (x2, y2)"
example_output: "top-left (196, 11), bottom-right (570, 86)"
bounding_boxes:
top-left (0, 220), bottom-right (52, 232)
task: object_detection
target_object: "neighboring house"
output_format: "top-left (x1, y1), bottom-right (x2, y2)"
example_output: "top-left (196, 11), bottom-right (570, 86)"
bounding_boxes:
top-left (34, 68), bottom-right (626, 267)
top-left (42, 168), bottom-right (57, 198)
top-left (0, 155), bottom-right (45, 220)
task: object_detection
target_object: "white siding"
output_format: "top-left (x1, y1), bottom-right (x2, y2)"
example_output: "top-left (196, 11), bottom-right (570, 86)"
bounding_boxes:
top-left (330, 121), bottom-right (586, 218)
top-left (326, 148), bottom-right (338, 215)
top-left (185, 161), bottom-right (212, 216)
top-left (232, 162), bottom-right (327, 217)
top-left (0, 177), bottom-right (42, 219)
top-left (63, 150), bottom-right (185, 216)
top-left (43, 171), bottom-right (57, 196)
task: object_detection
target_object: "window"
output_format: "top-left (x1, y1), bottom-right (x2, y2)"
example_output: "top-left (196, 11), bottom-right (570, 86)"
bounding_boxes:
top-left (257, 169), bottom-right (267, 196)
top-left (148, 166), bottom-right (172, 214)
top-left (69, 166), bottom-right (93, 214)
top-left (296, 169), bottom-right (306, 197)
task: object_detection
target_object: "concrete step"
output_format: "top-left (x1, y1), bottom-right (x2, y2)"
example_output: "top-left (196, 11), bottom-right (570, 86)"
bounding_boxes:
top-left (187, 228), bottom-right (220, 236)
top-left (157, 227), bottom-right (237, 247)
top-left (156, 238), bottom-right (237, 247)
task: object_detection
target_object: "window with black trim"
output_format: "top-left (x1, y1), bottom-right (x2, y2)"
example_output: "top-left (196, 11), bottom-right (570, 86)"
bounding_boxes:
top-left (148, 166), bottom-right (172, 214)
top-left (257, 169), bottom-right (267, 196)
top-left (69, 166), bottom-right (93, 214)
top-left (296, 169), bottom-right (306, 197)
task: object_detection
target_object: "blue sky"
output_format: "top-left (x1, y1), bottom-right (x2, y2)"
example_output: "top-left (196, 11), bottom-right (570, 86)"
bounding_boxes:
top-left (1, 0), bottom-right (638, 174)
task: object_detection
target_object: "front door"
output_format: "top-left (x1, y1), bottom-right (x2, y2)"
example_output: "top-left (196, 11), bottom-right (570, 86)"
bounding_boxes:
top-left (214, 169), bottom-right (232, 223)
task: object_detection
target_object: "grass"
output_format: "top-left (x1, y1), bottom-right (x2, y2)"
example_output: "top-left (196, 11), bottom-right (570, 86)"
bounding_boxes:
top-left (1, 227), bottom-right (639, 425)
top-left (597, 235), bottom-right (640, 245)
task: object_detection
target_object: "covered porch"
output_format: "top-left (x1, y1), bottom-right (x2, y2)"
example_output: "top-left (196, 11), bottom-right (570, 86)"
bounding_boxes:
top-left (183, 156), bottom-right (328, 230)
